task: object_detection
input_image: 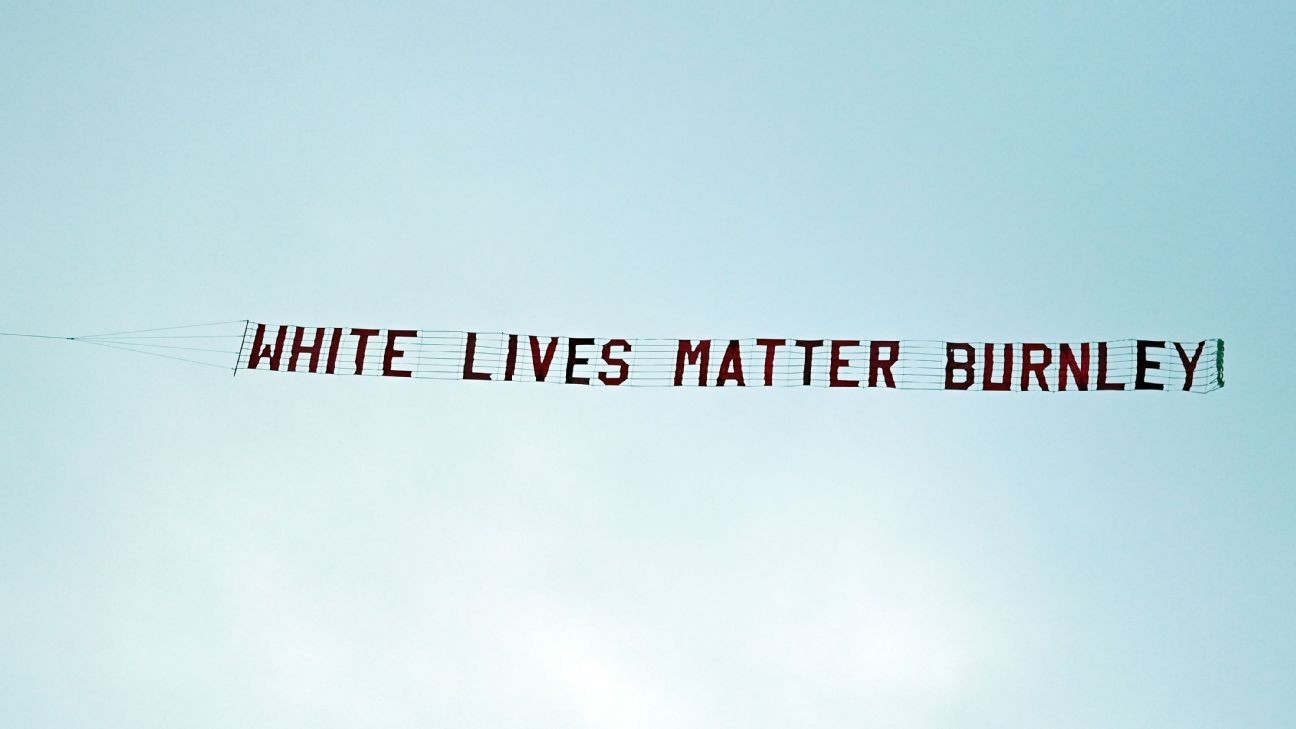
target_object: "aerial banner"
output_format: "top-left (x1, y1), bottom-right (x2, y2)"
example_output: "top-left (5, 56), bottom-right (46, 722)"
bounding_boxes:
top-left (237, 323), bottom-right (1225, 393)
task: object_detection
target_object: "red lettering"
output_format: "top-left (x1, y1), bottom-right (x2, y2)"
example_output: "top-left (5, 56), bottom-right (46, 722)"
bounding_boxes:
top-left (383, 329), bottom-right (416, 377)
top-left (325, 327), bottom-right (343, 374)
top-left (829, 340), bottom-right (860, 387)
top-left (757, 338), bottom-right (785, 386)
top-left (674, 340), bottom-right (711, 386)
top-left (351, 328), bottom-right (380, 375)
top-left (599, 339), bottom-right (631, 386)
top-left (716, 340), bottom-right (745, 386)
top-left (247, 323), bottom-right (288, 371)
top-left (504, 334), bottom-right (518, 381)
top-left (1097, 342), bottom-right (1126, 390)
top-left (288, 326), bottom-right (325, 373)
top-left (983, 343), bottom-right (1013, 391)
top-left (794, 340), bottom-right (823, 386)
top-left (1021, 343), bottom-right (1052, 391)
top-left (868, 340), bottom-right (900, 388)
top-left (1135, 340), bottom-right (1165, 390)
top-left (945, 342), bottom-right (975, 390)
top-left (565, 337), bottom-right (594, 385)
top-left (1174, 341), bottom-right (1206, 391)
top-left (1058, 343), bottom-right (1089, 391)
top-left (461, 332), bottom-right (492, 380)
top-left (529, 336), bottom-right (560, 382)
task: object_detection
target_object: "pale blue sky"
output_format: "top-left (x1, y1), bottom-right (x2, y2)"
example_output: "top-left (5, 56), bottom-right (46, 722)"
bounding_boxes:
top-left (2, 3), bottom-right (1293, 728)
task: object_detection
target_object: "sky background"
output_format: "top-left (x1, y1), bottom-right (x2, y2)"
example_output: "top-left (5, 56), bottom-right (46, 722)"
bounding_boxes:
top-left (2, 3), bottom-right (1293, 727)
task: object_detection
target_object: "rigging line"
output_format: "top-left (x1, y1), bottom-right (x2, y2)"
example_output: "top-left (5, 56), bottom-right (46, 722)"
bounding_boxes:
top-left (0, 332), bottom-right (74, 340)
top-left (78, 334), bottom-right (247, 340)
top-left (71, 341), bottom-right (243, 355)
top-left (75, 339), bottom-right (232, 370)
top-left (73, 319), bottom-right (247, 339)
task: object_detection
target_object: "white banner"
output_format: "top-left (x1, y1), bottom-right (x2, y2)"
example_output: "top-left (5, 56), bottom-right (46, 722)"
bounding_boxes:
top-left (238, 324), bottom-right (1224, 393)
